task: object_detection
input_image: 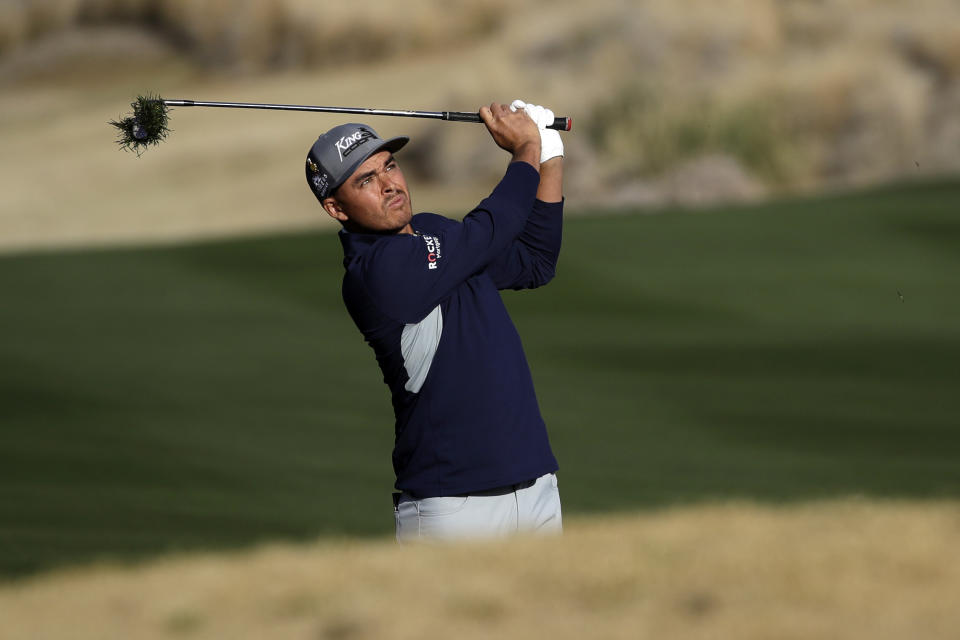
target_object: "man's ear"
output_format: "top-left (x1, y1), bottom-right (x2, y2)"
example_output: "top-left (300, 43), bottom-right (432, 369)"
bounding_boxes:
top-left (322, 197), bottom-right (348, 223)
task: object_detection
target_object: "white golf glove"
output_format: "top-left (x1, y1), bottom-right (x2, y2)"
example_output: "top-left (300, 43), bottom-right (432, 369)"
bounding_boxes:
top-left (510, 99), bottom-right (564, 163)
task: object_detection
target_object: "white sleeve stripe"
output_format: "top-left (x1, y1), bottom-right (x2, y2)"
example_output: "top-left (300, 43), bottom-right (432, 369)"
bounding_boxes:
top-left (400, 305), bottom-right (443, 393)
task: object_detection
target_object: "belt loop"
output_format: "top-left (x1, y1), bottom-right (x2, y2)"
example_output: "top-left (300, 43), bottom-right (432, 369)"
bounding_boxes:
top-left (392, 492), bottom-right (401, 511)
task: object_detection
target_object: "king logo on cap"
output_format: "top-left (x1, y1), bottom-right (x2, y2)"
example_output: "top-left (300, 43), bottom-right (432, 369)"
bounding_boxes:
top-left (334, 127), bottom-right (376, 162)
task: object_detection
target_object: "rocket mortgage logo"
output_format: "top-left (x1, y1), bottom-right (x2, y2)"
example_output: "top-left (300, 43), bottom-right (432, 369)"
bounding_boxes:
top-left (421, 234), bottom-right (442, 270)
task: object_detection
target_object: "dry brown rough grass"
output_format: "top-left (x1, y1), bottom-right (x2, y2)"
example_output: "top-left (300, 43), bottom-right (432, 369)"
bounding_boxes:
top-left (1, 499), bottom-right (959, 640)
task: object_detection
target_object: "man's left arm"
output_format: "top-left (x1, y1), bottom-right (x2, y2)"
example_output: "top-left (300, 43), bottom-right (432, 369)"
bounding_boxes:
top-left (486, 102), bottom-right (564, 290)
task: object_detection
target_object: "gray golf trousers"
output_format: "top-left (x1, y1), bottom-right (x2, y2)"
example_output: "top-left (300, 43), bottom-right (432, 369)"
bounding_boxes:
top-left (394, 472), bottom-right (562, 543)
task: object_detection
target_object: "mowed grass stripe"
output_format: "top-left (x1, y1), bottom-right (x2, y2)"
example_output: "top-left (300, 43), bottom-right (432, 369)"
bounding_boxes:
top-left (2, 179), bottom-right (959, 577)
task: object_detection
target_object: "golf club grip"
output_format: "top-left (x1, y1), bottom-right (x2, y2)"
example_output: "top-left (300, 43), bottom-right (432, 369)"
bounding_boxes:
top-left (444, 111), bottom-right (573, 131)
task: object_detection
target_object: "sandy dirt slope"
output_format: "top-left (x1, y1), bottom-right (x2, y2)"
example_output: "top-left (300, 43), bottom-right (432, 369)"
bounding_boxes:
top-left (0, 44), bottom-right (518, 254)
top-left (2, 500), bottom-right (958, 640)
top-left (2, 0), bottom-right (959, 253)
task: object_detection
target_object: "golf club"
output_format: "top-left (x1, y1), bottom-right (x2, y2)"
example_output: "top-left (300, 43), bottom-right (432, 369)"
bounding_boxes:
top-left (110, 95), bottom-right (573, 156)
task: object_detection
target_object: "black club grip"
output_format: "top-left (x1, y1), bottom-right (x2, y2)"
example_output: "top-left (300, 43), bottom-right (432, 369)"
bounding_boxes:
top-left (444, 111), bottom-right (573, 131)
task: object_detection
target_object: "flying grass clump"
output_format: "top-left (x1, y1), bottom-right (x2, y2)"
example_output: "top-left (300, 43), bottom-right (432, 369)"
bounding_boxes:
top-left (109, 94), bottom-right (170, 156)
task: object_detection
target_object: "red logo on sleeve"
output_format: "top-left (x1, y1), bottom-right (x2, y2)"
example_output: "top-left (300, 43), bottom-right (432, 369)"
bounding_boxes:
top-left (421, 234), bottom-right (442, 270)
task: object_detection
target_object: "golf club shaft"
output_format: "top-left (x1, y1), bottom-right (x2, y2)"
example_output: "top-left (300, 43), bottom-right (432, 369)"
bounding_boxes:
top-left (160, 99), bottom-right (573, 131)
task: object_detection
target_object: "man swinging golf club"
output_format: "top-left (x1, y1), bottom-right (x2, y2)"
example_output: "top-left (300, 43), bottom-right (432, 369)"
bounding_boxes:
top-left (305, 100), bottom-right (565, 542)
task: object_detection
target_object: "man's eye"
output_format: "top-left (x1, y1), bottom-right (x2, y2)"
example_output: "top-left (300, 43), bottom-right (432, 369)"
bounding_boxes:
top-left (361, 177), bottom-right (372, 186)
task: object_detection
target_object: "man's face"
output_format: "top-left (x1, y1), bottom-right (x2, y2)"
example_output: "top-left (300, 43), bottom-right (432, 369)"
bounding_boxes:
top-left (322, 150), bottom-right (413, 235)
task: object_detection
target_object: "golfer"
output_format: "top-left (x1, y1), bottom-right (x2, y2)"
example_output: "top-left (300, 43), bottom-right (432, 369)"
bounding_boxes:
top-left (305, 100), bottom-right (565, 542)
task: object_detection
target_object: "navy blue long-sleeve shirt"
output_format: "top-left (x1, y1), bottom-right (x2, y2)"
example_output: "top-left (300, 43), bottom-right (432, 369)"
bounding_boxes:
top-left (338, 161), bottom-right (561, 498)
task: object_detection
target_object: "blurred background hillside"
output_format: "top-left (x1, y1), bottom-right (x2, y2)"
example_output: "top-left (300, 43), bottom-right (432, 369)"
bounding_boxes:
top-left (1, 0), bottom-right (958, 251)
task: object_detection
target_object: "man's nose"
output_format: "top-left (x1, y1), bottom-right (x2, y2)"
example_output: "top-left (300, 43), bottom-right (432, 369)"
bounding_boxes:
top-left (381, 173), bottom-right (398, 193)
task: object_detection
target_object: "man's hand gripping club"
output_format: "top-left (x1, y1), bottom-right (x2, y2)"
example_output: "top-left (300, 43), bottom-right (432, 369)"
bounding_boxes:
top-left (479, 102), bottom-right (542, 170)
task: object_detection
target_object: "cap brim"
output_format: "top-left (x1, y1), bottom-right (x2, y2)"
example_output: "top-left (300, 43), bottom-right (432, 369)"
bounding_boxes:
top-left (377, 135), bottom-right (409, 155)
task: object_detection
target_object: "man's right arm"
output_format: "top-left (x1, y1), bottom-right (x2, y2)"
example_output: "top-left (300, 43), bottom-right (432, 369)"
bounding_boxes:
top-left (356, 102), bottom-right (544, 323)
top-left (362, 164), bottom-right (540, 324)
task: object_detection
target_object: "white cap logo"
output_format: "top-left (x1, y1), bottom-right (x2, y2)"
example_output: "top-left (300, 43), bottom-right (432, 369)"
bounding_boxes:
top-left (334, 128), bottom-right (375, 162)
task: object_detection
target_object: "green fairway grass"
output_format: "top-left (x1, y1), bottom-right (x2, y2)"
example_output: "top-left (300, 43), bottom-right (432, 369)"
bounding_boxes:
top-left (2, 179), bottom-right (959, 577)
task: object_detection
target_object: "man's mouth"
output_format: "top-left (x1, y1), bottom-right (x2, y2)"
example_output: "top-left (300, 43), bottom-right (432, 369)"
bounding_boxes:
top-left (386, 193), bottom-right (405, 208)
